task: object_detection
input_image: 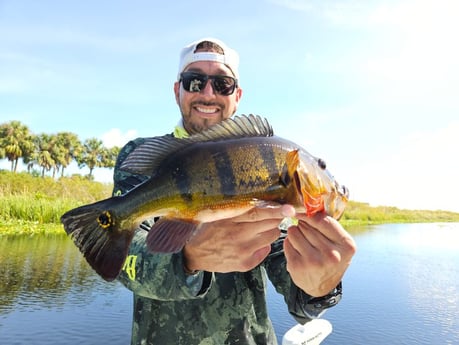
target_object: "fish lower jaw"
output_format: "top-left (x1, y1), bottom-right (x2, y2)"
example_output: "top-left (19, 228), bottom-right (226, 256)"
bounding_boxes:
top-left (293, 205), bottom-right (306, 214)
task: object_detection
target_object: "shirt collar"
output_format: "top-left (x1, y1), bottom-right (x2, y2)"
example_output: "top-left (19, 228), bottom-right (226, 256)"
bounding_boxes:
top-left (173, 119), bottom-right (189, 138)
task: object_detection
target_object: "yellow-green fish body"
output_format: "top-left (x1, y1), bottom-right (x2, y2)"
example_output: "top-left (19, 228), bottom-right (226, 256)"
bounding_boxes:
top-left (61, 115), bottom-right (348, 281)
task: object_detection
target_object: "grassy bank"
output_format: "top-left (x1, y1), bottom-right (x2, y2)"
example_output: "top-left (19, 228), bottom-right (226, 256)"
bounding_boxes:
top-left (0, 170), bottom-right (112, 236)
top-left (340, 201), bottom-right (459, 225)
top-left (1, 170), bottom-right (459, 236)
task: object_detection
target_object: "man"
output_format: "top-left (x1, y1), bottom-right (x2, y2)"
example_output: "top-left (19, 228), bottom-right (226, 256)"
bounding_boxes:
top-left (113, 37), bottom-right (356, 345)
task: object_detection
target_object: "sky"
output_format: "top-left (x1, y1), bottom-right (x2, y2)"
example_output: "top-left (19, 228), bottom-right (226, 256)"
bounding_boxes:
top-left (1, 0), bottom-right (458, 212)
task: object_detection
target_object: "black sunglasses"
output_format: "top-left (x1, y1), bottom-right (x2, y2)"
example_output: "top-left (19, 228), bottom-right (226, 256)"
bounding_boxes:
top-left (180, 72), bottom-right (238, 96)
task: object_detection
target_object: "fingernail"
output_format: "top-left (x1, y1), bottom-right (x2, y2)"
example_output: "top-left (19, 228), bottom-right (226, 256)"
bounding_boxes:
top-left (281, 204), bottom-right (296, 217)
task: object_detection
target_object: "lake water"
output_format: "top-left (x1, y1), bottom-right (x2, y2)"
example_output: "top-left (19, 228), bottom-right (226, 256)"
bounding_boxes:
top-left (1, 223), bottom-right (458, 344)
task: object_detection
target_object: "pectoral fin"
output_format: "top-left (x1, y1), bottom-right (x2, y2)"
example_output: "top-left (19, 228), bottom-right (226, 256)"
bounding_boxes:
top-left (146, 218), bottom-right (199, 253)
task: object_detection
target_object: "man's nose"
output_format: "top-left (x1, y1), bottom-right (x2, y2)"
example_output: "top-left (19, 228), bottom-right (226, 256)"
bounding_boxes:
top-left (200, 79), bottom-right (215, 96)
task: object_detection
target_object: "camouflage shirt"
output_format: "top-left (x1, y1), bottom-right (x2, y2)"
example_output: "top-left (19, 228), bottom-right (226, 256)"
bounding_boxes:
top-left (114, 136), bottom-right (341, 345)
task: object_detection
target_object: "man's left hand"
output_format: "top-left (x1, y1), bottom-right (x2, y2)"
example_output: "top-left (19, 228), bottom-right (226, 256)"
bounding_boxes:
top-left (284, 212), bottom-right (357, 297)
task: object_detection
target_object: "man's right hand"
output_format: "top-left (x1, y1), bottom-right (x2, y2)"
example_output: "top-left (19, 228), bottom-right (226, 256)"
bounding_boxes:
top-left (182, 204), bottom-right (295, 273)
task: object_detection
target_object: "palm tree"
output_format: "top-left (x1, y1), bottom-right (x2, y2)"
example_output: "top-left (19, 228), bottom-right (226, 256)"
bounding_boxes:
top-left (55, 132), bottom-right (82, 177)
top-left (0, 121), bottom-right (35, 172)
top-left (77, 137), bottom-right (105, 179)
top-left (105, 146), bottom-right (121, 169)
top-left (23, 149), bottom-right (38, 173)
top-left (34, 133), bottom-right (56, 177)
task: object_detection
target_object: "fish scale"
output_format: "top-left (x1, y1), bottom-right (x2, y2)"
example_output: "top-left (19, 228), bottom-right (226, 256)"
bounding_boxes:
top-left (172, 140), bottom-right (290, 204)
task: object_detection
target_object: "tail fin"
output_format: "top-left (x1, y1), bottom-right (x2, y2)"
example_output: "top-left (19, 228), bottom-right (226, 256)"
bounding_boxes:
top-left (61, 203), bottom-right (134, 281)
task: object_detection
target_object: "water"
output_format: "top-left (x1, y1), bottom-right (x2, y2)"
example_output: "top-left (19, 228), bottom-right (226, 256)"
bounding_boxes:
top-left (1, 223), bottom-right (458, 344)
top-left (326, 223), bottom-right (459, 345)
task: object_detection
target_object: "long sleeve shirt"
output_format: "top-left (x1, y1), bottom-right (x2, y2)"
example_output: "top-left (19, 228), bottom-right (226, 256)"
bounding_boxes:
top-left (114, 136), bottom-right (341, 345)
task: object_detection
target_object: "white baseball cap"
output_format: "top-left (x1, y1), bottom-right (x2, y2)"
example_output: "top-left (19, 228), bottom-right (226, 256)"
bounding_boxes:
top-left (177, 37), bottom-right (240, 81)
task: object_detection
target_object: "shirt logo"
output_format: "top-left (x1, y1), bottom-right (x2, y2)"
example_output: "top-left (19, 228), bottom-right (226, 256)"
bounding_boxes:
top-left (122, 255), bottom-right (137, 281)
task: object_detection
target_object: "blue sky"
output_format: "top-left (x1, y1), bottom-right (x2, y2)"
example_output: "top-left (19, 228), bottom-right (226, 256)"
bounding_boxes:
top-left (1, 0), bottom-right (458, 212)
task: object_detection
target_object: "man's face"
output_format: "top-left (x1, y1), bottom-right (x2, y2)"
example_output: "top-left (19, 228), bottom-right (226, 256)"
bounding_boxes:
top-left (174, 60), bottom-right (243, 135)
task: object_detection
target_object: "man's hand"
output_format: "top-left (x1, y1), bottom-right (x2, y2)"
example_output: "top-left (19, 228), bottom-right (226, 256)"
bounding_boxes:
top-left (183, 205), bottom-right (294, 273)
top-left (284, 212), bottom-right (357, 297)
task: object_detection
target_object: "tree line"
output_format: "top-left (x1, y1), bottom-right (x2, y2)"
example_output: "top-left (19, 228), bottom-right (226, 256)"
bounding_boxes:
top-left (0, 120), bottom-right (120, 179)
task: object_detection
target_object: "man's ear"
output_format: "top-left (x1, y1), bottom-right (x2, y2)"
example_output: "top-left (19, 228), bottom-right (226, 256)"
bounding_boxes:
top-left (173, 81), bottom-right (180, 105)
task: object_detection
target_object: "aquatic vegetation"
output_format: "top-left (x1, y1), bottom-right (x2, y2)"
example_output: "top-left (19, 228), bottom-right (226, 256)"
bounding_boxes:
top-left (1, 170), bottom-right (458, 237)
top-left (0, 170), bottom-right (112, 236)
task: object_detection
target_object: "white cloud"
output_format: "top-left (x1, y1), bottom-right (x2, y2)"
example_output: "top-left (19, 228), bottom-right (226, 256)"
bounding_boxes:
top-left (268, 0), bottom-right (314, 12)
top-left (269, 1), bottom-right (410, 28)
top-left (92, 167), bottom-right (115, 184)
top-left (0, 25), bottom-right (154, 54)
top-left (346, 122), bottom-right (459, 212)
top-left (362, 1), bottom-right (459, 82)
top-left (101, 128), bottom-right (138, 148)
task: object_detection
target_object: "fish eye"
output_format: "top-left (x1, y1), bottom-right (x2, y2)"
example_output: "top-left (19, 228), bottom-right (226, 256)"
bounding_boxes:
top-left (317, 158), bottom-right (327, 170)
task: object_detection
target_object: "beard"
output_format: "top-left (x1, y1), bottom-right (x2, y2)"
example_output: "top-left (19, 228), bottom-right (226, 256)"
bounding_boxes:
top-left (181, 101), bottom-right (228, 135)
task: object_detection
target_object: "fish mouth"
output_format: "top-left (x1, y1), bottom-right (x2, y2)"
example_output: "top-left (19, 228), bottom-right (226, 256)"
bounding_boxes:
top-left (293, 158), bottom-right (348, 219)
top-left (294, 170), bottom-right (325, 217)
top-left (329, 184), bottom-right (349, 220)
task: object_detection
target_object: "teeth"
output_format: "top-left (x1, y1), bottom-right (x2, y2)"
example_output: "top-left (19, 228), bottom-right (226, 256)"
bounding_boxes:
top-left (197, 107), bottom-right (217, 114)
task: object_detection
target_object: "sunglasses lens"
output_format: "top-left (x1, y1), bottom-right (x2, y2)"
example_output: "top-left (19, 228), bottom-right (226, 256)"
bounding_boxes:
top-left (181, 73), bottom-right (236, 96)
top-left (181, 73), bottom-right (207, 93)
top-left (211, 76), bottom-right (236, 96)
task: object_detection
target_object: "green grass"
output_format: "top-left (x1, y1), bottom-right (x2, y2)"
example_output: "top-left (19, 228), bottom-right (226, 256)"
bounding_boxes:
top-left (340, 201), bottom-right (459, 227)
top-left (1, 169), bottom-right (458, 236)
top-left (0, 170), bottom-right (112, 237)
top-left (0, 170), bottom-right (111, 201)
top-left (1, 195), bottom-right (80, 223)
top-left (0, 219), bottom-right (65, 236)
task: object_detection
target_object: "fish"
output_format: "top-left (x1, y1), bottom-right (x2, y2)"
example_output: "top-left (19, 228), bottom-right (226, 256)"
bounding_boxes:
top-left (61, 114), bottom-right (349, 281)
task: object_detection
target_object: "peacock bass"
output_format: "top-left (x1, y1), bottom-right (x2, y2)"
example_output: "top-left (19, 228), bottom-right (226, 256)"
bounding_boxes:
top-left (61, 115), bottom-right (349, 281)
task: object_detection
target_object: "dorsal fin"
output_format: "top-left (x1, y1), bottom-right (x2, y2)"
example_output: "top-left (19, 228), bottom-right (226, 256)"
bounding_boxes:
top-left (190, 114), bottom-right (273, 141)
top-left (120, 114), bottom-right (273, 176)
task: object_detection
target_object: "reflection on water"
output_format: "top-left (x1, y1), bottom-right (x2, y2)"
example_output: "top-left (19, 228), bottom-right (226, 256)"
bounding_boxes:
top-left (0, 236), bottom-right (132, 344)
top-left (1, 223), bottom-right (459, 344)
top-left (0, 236), bottom-right (94, 314)
top-left (321, 223), bottom-right (459, 345)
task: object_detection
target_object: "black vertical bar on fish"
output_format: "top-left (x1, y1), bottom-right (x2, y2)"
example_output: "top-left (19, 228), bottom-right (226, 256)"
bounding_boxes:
top-left (171, 158), bottom-right (193, 203)
top-left (257, 143), bottom-right (278, 179)
top-left (211, 146), bottom-right (237, 198)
